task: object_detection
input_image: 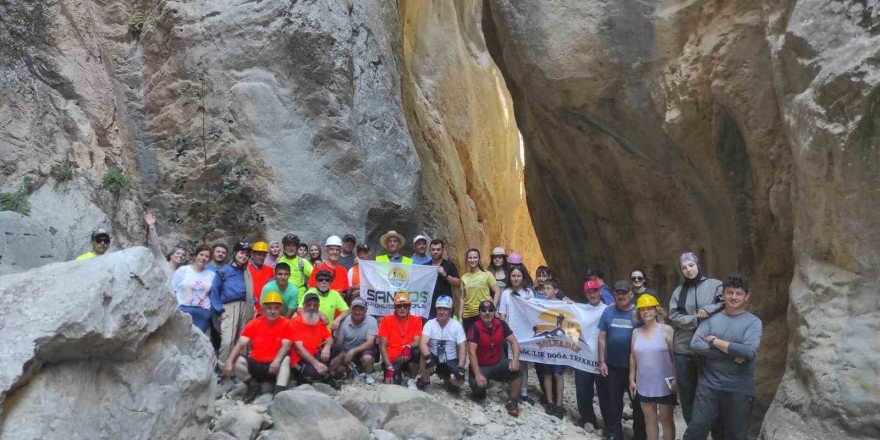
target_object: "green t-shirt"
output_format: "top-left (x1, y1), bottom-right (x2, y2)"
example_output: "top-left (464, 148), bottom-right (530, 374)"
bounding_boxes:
top-left (298, 287), bottom-right (349, 331)
top-left (461, 271), bottom-right (497, 318)
top-left (276, 255), bottom-right (313, 290)
top-left (261, 279), bottom-right (299, 317)
top-left (75, 251), bottom-right (97, 261)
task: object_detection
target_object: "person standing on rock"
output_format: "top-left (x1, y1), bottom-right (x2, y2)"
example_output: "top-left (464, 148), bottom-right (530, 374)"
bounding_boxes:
top-left (683, 274), bottom-right (762, 440)
top-left (329, 297), bottom-right (378, 383)
top-left (289, 292), bottom-right (343, 387)
top-left (418, 295), bottom-right (467, 391)
top-left (629, 295), bottom-right (676, 440)
top-left (497, 264), bottom-right (537, 406)
top-left (460, 248), bottom-right (500, 331)
top-left (276, 233), bottom-right (313, 294)
top-left (76, 227), bottom-right (112, 261)
top-left (207, 243), bottom-right (228, 272)
top-left (378, 292), bottom-right (423, 388)
top-left (426, 239), bottom-right (461, 321)
top-left (630, 269), bottom-right (658, 303)
top-left (466, 300), bottom-right (523, 417)
top-left (411, 234), bottom-right (431, 265)
top-left (209, 241), bottom-right (256, 365)
top-left (223, 291), bottom-right (292, 402)
top-left (489, 247), bottom-right (511, 292)
top-left (668, 252), bottom-right (724, 426)
top-left (261, 263), bottom-right (299, 318)
top-left (307, 236), bottom-right (351, 298)
top-left (248, 241), bottom-right (276, 316)
top-left (297, 269), bottom-right (350, 332)
top-left (338, 233), bottom-right (358, 270)
top-left (598, 281), bottom-right (646, 440)
top-left (376, 230), bottom-right (413, 264)
top-left (587, 267), bottom-right (615, 305)
top-left (575, 280), bottom-right (610, 432)
top-left (170, 244), bottom-right (216, 333)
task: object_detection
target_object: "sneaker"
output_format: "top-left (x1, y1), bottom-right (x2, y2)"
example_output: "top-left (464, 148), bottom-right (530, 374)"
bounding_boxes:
top-left (520, 395), bottom-right (536, 405)
top-left (505, 400), bottom-right (520, 417)
top-left (361, 373), bottom-right (376, 385)
top-left (553, 405), bottom-right (565, 420)
top-left (545, 404), bottom-right (556, 416)
top-left (407, 379), bottom-right (419, 390)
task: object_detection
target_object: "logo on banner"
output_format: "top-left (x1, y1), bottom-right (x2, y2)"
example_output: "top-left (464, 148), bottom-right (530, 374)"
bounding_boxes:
top-left (532, 309), bottom-right (583, 353)
top-left (388, 267), bottom-right (408, 289)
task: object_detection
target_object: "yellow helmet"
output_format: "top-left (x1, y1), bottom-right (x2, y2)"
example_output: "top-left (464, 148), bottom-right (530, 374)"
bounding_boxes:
top-left (252, 241), bottom-right (269, 252)
top-left (393, 292), bottom-right (411, 306)
top-left (262, 291), bottom-right (283, 305)
top-left (636, 294), bottom-right (660, 309)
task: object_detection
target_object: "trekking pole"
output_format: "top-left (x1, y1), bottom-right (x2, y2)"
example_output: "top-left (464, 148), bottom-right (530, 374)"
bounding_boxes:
top-left (351, 362), bottom-right (367, 384)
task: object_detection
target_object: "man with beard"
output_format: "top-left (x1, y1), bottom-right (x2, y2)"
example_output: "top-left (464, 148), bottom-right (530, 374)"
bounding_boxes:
top-left (426, 239), bottom-right (460, 320)
top-left (307, 236), bottom-right (351, 297)
top-left (210, 241), bottom-right (256, 365)
top-left (207, 244), bottom-right (228, 272)
top-left (378, 292), bottom-right (423, 388)
top-left (289, 292), bottom-right (342, 386)
top-left (76, 228), bottom-right (111, 260)
top-left (223, 292), bottom-right (292, 403)
top-left (298, 269), bottom-right (350, 332)
top-left (276, 233), bottom-right (313, 293)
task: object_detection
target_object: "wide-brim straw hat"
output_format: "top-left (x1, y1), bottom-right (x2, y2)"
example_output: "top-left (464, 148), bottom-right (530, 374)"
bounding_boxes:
top-left (380, 230), bottom-right (406, 249)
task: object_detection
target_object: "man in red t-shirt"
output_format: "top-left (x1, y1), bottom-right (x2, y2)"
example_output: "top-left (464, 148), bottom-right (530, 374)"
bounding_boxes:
top-left (307, 236), bottom-right (351, 297)
top-left (223, 292), bottom-right (292, 403)
top-left (467, 300), bottom-right (523, 416)
top-left (378, 292), bottom-right (423, 387)
top-left (249, 241), bottom-right (276, 315)
top-left (289, 292), bottom-right (343, 386)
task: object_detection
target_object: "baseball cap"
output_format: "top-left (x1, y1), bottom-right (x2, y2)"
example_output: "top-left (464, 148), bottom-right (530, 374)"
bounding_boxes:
top-left (91, 228), bottom-right (111, 240)
top-left (356, 244), bottom-right (370, 253)
top-left (351, 297), bottom-right (367, 308)
top-left (613, 280), bottom-right (633, 292)
top-left (413, 234), bottom-right (430, 244)
top-left (303, 292), bottom-right (320, 303)
top-left (343, 233), bottom-right (357, 242)
top-left (478, 300), bottom-right (496, 312)
top-left (584, 280), bottom-right (601, 291)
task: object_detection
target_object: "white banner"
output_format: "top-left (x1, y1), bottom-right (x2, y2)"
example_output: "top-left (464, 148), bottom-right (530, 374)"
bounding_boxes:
top-left (358, 260), bottom-right (438, 318)
top-left (506, 296), bottom-right (606, 373)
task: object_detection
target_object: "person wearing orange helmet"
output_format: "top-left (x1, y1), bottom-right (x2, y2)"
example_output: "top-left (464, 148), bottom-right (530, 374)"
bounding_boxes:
top-left (378, 292), bottom-right (423, 388)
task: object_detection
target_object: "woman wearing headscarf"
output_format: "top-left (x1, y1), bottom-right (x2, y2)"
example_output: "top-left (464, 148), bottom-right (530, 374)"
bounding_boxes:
top-left (265, 240), bottom-right (281, 267)
top-left (668, 252), bottom-right (723, 426)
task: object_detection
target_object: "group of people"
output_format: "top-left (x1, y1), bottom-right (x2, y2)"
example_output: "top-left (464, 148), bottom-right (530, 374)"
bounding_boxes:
top-left (76, 222), bottom-right (762, 440)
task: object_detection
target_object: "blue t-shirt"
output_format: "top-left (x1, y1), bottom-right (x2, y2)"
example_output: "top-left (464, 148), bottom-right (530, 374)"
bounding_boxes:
top-left (600, 285), bottom-right (615, 305)
top-left (598, 305), bottom-right (640, 368)
top-left (411, 254), bottom-right (431, 265)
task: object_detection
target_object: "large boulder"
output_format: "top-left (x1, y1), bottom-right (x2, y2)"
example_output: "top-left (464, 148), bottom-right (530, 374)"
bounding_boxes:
top-left (0, 247), bottom-right (214, 439)
top-left (338, 384), bottom-right (465, 440)
top-left (268, 389), bottom-right (369, 440)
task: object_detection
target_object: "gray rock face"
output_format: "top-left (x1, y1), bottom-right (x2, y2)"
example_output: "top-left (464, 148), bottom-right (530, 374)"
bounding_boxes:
top-left (338, 384), bottom-right (464, 440)
top-left (268, 389), bottom-right (369, 440)
top-left (214, 407), bottom-right (265, 440)
top-left (0, 247), bottom-right (213, 439)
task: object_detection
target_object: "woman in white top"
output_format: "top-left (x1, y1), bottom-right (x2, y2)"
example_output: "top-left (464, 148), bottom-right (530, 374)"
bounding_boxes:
top-left (170, 244), bottom-right (216, 333)
top-left (497, 263), bottom-right (537, 405)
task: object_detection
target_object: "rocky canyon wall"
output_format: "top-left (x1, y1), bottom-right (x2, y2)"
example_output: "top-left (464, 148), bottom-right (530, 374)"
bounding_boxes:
top-left (484, 0), bottom-right (878, 437)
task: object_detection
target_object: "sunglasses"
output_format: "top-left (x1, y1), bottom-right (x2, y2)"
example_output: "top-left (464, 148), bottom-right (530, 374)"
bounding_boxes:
top-left (95, 238), bottom-right (110, 244)
top-left (631, 276), bottom-right (645, 281)
top-left (316, 278), bottom-right (332, 283)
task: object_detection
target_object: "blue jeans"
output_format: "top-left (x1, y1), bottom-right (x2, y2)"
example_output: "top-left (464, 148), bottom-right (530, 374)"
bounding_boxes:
top-left (575, 369), bottom-right (609, 427)
top-left (179, 305), bottom-right (211, 333)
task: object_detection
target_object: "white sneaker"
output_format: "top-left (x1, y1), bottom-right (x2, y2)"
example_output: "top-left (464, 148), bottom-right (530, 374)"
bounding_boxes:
top-left (363, 374), bottom-right (375, 385)
top-left (407, 379), bottom-right (418, 390)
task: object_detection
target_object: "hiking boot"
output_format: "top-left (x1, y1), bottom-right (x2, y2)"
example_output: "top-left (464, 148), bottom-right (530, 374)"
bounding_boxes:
top-left (553, 405), bottom-right (565, 420)
top-left (545, 404), bottom-right (556, 416)
top-left (361, 373), bottom-right (375, 385)
top-left (520, 395), bottom-right (536, 405)
top-left (505, 400), bottom-right (520, 417)
top-left (243, 379), bottom-right (261, 404)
